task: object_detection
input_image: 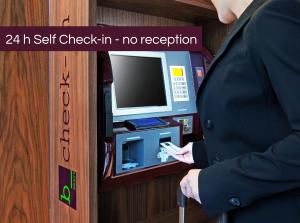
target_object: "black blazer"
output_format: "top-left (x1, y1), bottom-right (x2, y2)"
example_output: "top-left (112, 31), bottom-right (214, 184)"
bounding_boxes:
top-left (193, 0), bottom-right (300, 222)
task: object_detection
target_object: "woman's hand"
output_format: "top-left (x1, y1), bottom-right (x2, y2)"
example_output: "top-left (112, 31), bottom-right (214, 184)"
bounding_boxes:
top-left (167, 142), bottom-right (194, 164)
top-left (180, 169), bottom-right (201, 204)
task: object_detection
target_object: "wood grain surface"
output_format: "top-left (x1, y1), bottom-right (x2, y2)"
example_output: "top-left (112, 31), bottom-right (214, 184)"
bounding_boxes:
top-left (175, 0), bottom-right (215, 10)
top-left (100, 173), bottom-right (216, 223)
top-left (49, 0), bottom-right (97, 223)
top-left (98, 0), bottom-right (217, 23)
top-left (97, 6), bottom-right (193, 26)
top-left (202, 20), bottom-right (231, 54)
top-left (0, 0), bottom-right (49, 223)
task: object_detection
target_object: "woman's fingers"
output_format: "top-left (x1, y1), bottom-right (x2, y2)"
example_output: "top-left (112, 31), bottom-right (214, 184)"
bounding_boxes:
top-left (186, 184), bottom-right (193, 198)
top-left (165, 150), bottom-right (181, 159)
top-left (167, 152), bottom-right (192, 164)
top-left (166, 149), bottom-right (186, 161)
top-left (176, 142), bottom-right (193, 155)
top-left (176, 147), bottom-right (189, 155)
top-left (180, 174), bottom-right (194, 198)
top-left (170, 153), bottom-right (186, 163)
top-left (180, 175), bottom-right (190, 198)
top-left (180, 170), bottom-right (202, 203)
top-left (165, 142), bottom-right (194, 164)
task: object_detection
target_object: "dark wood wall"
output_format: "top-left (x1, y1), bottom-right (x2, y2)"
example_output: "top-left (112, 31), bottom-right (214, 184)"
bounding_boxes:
top-left (202, 20), bottom-right (231, 55)
top-left (0, 1), bottom-right (49, 223)
top-left (99, 173), bottom-right (216, 223)
top-left (97, 6), bottom-right (223, 223)
top-left (97, 6), bottom-right (192, 26)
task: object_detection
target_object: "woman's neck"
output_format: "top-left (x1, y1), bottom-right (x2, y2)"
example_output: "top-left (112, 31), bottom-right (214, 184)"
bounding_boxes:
top-left (231, 0), bottom-right (254, 18)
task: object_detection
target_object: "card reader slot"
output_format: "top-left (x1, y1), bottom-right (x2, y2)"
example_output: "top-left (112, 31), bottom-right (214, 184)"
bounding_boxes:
top-left (159, 137), bottom-right (172, 143)
top-left (126, 136), bottom-right (141, 141)
top-left (159, 132), bottom-right (172, 136)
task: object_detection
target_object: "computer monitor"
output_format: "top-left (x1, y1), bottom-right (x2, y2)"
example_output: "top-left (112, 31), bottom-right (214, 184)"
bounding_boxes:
top-left (109, 51), bottom-right (172, 119)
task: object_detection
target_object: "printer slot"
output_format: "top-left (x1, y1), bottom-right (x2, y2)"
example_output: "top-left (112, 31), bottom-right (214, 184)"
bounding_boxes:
top-left (122, 139), bottom-right (144, 171)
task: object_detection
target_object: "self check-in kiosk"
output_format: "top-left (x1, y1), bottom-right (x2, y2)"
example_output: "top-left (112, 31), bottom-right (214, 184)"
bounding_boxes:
top-left (98, 50), bottom-right (210, 190)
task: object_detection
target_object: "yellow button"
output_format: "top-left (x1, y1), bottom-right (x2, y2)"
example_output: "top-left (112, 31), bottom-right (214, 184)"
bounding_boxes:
top-left (172, 67), bottom-right (183, 77)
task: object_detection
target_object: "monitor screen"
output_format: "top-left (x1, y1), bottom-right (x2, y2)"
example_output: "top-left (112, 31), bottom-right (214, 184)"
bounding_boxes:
top-left (110, 55), bottom-right (167, 108)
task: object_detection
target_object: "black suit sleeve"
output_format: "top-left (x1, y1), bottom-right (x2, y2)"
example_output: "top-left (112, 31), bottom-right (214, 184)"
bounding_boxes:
top-left (197, 0), bottom-right (300, 216)
top-left (192, 141), bottom-right (209, 169)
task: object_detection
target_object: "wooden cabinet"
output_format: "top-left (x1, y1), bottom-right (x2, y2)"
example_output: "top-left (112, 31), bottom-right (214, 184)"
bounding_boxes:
top-left (0, 1), bottom-right (49, 223)
top-left (1, 1), bottom-right (228, 223)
